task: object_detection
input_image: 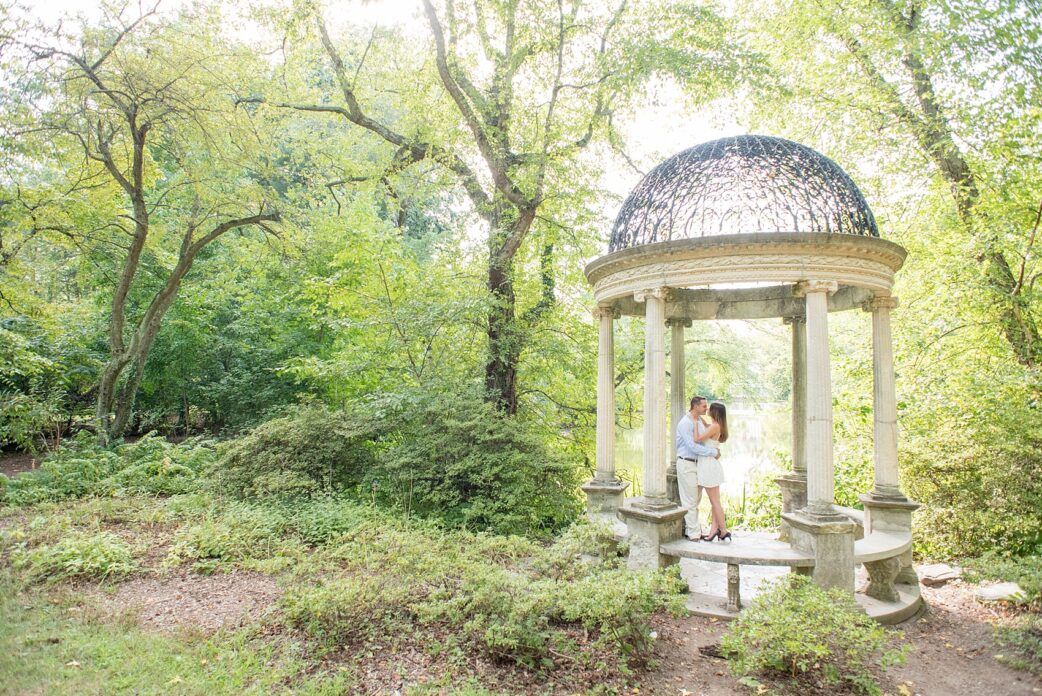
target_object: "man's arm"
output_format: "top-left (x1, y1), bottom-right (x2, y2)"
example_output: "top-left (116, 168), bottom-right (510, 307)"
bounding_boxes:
top-left (678, 419), bottom-right (719, 458)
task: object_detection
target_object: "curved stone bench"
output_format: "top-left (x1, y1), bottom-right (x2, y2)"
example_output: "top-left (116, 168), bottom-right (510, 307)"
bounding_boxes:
top-left (854, 531), bottom-right (911, 564)
top-left (660, 537), bottom-right (815, 567)
top-left (661, 535), bottom-right (814, 614)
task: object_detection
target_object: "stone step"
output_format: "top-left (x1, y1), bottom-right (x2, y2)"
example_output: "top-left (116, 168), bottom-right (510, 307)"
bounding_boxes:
top-left (661, 532), bottom-right (815, 567)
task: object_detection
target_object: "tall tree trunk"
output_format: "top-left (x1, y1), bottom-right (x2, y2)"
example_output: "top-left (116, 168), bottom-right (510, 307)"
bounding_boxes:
top-left (486, 258), bottom-right (519, 414)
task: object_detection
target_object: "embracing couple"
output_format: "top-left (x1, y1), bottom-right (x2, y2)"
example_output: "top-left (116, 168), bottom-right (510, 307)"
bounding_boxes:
top-left (675, 395), bottom-right (730, 542)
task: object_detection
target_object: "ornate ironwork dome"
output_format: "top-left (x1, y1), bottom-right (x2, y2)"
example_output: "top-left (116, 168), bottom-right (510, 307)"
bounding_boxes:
top-left (609, 135), bottom-right (879, 252)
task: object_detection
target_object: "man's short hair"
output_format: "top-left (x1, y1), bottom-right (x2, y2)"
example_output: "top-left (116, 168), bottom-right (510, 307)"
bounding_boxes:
top-left (690, 396), bottom-right (707, 409)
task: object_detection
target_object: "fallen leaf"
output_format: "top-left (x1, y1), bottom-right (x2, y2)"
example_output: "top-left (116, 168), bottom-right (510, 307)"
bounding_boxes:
top-left (167, 676), bottom-right (183, 685)
top-left (897, 684), bottom-right (912, 696)
top-left (65, 660), bottom-right (81, 669)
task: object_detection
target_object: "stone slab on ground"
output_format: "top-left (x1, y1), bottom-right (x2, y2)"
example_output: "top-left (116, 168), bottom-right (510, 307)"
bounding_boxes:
top-left (976, 581), bottom-right (1027, 603)
top-left (917, 562), bottom-right (962, 587)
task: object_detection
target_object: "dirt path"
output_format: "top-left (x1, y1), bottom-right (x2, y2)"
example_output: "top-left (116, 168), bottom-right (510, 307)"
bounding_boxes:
top-left (0, 450), bottom-right (41, 479)
top-left (642, 581), bottom-right (1042, 695)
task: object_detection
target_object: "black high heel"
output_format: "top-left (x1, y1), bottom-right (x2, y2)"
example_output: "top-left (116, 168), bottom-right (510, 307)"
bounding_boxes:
top-left (719, 531), bottom-right (732, 542)
top-left (700, 529), bottom-right (721, 541)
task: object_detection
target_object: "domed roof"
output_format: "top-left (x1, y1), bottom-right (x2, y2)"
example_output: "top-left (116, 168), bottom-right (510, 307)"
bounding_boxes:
top-left (609, 135), bottom-right (879, 252)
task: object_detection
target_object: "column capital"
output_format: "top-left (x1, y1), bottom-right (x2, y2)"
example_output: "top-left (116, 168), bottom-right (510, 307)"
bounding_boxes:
top-left (794, 280), bottom-right (839, 296)
top-left (666, 317), bottom-right (692, 328)
top-left (782, 315), bottom-right (806, 325)
top-left (634, 287), bottom-right (670, 303)
top-left (863, 294), bottom-right (899, 312)
top-left (592, 304), bottom-right (621, 320)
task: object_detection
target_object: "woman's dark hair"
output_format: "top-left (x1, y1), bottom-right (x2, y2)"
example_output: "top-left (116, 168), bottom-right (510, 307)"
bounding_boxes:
top-left (710, 402), bottom-right (728, 443)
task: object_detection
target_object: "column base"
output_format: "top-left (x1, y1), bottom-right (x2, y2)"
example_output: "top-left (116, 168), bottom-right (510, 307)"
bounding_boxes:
top-left (581, 478), bottom-right (629, 525)
top-left (860, 492), bottom-right (920, 585)
top-left (783, 510), bottom-right (857, 592)
top-left (775, 473), bottom-right (807, 541)
top-left (618, 502), bottom-right (687, 570)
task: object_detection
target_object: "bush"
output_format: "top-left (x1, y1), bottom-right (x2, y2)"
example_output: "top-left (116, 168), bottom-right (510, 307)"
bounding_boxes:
top-left (165, 502), bottom-right (300, 570)
top-left (287, 495), bottom-right (373, 546)
top-left (374, 391), bottom-right (584, 537)
top-left (282, 574), bottom-right (413, 650)
top-left (12, 531), bottom-right (135, 582)
top-left (208, 404), bottom-right (383, 499)
top-left (210, 392), bottom-right (584, 538)
top-left (721, 575), bottom-right (906, 695)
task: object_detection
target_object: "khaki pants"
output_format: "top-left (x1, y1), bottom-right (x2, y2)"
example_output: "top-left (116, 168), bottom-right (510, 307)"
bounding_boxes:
top-left (676, 457), bottom-right (702, 539)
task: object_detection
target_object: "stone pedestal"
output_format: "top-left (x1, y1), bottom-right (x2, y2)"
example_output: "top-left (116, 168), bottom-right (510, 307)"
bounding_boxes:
top-left (581, 479), bottom-right (630, 525)
top-left (775, 473), bottom-right (807, 542)
top-left (783, 510), bottom-right (857, 591)
top-left (619, 502), bottom-right (686, 570)
top-left (861, 493), bottom-right (920, 585)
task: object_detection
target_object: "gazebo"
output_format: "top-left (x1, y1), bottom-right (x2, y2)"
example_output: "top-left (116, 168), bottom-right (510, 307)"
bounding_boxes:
top-left (581, 135), bottom-right (922, 622)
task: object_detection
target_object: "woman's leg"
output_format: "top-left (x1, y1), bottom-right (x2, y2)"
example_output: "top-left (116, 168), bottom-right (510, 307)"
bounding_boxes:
top-left (704, 486), bottom-right (727, 534)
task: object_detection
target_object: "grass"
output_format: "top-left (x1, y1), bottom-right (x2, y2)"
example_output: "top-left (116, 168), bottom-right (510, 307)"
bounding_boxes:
top-left (0, 572), bottom-right (355, 695)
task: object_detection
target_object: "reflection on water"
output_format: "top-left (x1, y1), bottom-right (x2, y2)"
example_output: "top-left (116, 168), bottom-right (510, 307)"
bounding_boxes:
top-left (615, 402), bottom-right (791, 503)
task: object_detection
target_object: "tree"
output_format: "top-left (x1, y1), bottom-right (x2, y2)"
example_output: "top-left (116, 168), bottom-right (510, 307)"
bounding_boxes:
top-left (257, 0), bottom-right (746, 413)
top-left (741, 0), bottom-right (1042, 366)
top-left (6, 5), bottom-right (282, 441)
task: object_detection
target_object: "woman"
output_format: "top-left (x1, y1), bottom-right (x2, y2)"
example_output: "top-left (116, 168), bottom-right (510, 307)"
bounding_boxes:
top-left (694, 401), bottom-right (731, 542)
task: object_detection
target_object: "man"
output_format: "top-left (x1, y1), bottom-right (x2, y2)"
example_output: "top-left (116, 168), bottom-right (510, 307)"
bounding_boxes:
top-left (675, 395), bottom-right (720, 540)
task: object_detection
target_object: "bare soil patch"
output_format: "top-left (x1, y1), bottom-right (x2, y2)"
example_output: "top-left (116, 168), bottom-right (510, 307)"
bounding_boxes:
top-left (93, 570), bottom-right (281, 634)
top-left (0, 450), bottom-right (41, 479)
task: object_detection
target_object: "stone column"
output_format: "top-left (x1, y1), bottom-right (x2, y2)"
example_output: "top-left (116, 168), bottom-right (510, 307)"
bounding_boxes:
top-left (790, 314), bottom-right (808, 479)
top-left (802, 280), bottom-right (838, 516)
top-left (859, 294), bottom-right (920, 588)
top-left (867, 295), bottom-right (902, 499)
top-left (777, 314), bottom-right (808, 539)
top-left (618, 288), bottom-right (685, 570)
top-left (581, 304), bottom-right (628, 522)
top-left (666, 317), bottom-right (691, 505)
top-left (639, 288), bottom-right (669, 506)
top-left (782, 280), bottom-right (856, 592)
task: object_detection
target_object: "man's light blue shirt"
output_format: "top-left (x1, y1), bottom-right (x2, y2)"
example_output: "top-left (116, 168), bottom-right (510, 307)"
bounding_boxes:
top-left (675, 412), bottom-right (717, 459)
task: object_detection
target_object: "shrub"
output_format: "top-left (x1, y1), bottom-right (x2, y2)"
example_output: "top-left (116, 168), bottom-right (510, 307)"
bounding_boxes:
top-left (720, 575), bottom-right (906, 695)
top-left (374, 391), bottom-right (584, 537)
top-left (287, 496), bottom-right (372, 546)
top-left (208, 404), bottom-right (383, 499)
top-left (282, 574), bottom-right (413, 650)
top-left (165, 502), bottom-right (300, 570)
top-left (12, 531), bottom-right (135, 582)
top-left (210, 392), bottom-right (584, 538)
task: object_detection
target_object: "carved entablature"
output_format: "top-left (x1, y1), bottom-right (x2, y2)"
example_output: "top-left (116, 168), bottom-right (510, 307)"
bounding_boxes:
top-left (585, 234), bottom-right (905, 320)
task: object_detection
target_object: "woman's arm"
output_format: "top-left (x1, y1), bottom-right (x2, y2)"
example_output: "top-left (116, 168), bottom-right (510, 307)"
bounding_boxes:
top-left (693, 422), bottom-right (721, 442)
